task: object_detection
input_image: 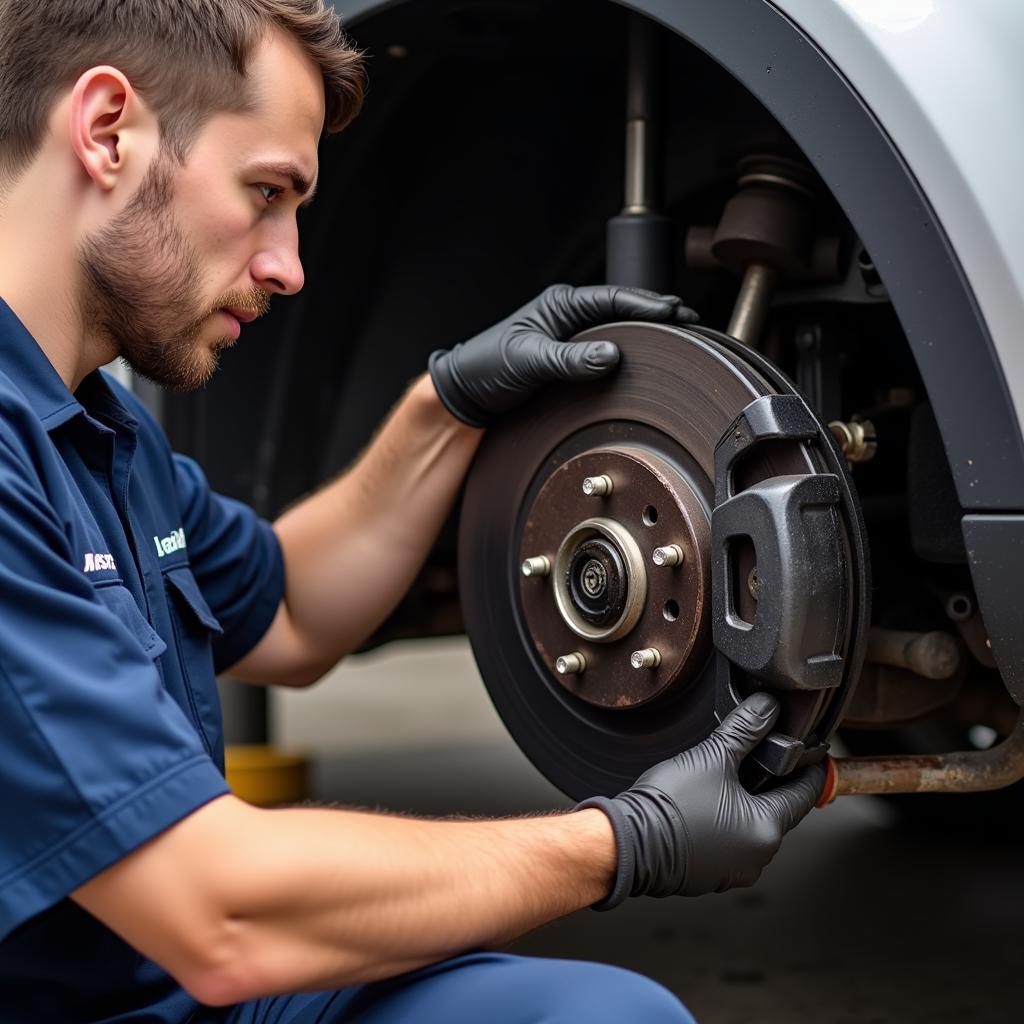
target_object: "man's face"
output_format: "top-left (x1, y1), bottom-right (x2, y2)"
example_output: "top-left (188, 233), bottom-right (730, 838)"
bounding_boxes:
top-left (77, 30), bottom-right (325, 391)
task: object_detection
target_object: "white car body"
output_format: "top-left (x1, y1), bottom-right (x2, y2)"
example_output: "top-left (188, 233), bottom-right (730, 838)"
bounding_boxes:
top-left (778, 0), bottom-right (1024, 438)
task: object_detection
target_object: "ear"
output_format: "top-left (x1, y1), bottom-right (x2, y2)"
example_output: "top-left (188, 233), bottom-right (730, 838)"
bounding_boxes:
top-left (68, 66), bottom-right (149, 191)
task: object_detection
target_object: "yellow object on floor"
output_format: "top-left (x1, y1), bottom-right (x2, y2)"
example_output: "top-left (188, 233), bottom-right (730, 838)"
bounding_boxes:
top-left (225, 745), bottom-right (309, 806)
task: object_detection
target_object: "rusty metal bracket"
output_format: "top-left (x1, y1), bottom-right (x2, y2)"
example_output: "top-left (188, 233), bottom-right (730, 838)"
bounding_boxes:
top-left (818, 710), bottom-right (1024, 804)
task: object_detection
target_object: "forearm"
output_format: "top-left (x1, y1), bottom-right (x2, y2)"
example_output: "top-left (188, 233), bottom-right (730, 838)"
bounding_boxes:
top-left (75, 795), bottom-right (616, 1005)
top-left (210, 803), bottom-right (614, 999)
top-left (273, 375), bottom-right (482, 675)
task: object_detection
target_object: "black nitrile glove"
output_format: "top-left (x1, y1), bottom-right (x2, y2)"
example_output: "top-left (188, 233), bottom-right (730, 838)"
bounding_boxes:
top-left (578, 693), bottom-right (826, 909)
top-left (428, 283), bottom-right (699, 427)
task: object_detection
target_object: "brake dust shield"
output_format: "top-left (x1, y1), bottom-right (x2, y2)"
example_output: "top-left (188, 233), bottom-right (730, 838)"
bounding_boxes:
top-left (458, 323), bottom-right (869, 799)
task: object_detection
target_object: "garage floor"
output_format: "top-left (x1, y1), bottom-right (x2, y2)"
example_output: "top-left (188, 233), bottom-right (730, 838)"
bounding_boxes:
top-left (269, 637), bottom-right (1024, 1023)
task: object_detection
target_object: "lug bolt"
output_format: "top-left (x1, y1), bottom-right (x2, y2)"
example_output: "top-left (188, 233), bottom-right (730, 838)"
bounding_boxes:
top-left (652, 544), bottom-right (684, 567)
top-left (521, 555), bottom-right (551, 577)
top-left (582, 474), bottom-right (614, 497)
top-left (630, 648), bottom-right (662, 669)
top-left (555, 652), bottom-right (586, 675)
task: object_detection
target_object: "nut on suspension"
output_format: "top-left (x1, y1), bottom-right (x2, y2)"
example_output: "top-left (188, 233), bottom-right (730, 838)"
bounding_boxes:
top-left (829, 419), bottom-right (877, 464)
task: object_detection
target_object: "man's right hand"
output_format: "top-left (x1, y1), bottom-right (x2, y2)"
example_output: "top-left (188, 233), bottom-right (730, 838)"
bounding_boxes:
top-left (70, 692), bottom-right (820, 1004)
top-left (578, 693), bottom-right (825, 908)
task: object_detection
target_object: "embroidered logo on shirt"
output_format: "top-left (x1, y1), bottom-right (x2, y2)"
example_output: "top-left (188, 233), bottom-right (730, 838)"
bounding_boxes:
top-left (83, 552), bottom-right (117, 573)
top-left (154, 527), bottom-right (187, 558)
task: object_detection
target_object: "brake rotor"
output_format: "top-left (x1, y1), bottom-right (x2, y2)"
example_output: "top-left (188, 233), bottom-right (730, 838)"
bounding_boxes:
top-left (458, 322), bottom-right (869, 799)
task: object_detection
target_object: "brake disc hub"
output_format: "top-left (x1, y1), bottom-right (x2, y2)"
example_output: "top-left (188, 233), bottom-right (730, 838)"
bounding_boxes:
top-left (520, 446), bottom-right (710, 708)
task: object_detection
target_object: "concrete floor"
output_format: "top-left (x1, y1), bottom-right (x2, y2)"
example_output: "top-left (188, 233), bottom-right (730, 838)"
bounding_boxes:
top-left (270, 637), bottom-right (1024, 1023)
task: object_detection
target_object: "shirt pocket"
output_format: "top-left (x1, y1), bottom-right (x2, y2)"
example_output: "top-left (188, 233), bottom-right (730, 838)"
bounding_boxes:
top-left (92, 582), bottom-right (168, 661)
top-left (161, 566), bottom-right (224, 761)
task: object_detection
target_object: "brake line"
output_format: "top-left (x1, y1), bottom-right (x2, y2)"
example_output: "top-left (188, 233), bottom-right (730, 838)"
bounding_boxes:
top-left (818, 710), bottom-right (1024, 804)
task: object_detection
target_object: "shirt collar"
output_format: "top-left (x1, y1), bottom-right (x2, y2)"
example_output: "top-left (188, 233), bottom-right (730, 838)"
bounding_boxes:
top-left (0, 296), bottom-right (137, 433)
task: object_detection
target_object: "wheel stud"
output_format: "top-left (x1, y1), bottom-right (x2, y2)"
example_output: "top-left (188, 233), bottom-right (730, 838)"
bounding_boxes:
top-left (652, 544), bottom-right (684, 567)
top-left (521, 555), bottom-right (551, 577)
top-left (555, 652), bottom-right (587, 675)
top-left (581, 474), bottom-right (614, 497)
top-left (630, 647), bottom-right (662, 669)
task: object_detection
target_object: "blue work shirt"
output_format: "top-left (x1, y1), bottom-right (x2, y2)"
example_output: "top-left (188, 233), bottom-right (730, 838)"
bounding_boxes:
top-left (0, 297), bottom-right (285, 1022)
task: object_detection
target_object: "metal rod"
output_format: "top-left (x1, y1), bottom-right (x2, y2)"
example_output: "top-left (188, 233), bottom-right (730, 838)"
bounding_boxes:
top-left (622, 15), bottom-right (663, 213)
top-left (623, 119), bottom-right (649, 214)
top-left (727, 264), bottom-right (777, 345)
top-left (606, 13), bottom-right (672, 293)
top-left (865, 626), bottom-right (962, 680)
top-left (821, 710), bottom-right (1024, 801)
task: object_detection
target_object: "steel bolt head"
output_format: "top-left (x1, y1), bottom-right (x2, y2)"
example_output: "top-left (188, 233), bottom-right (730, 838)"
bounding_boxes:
top-left (521, 555), bottom-right (551, 578)
top-left (630, 647), bottom-right (662, 669)
top-left (652, 544), bottom-right (684, 567)
top-left (581, 474), bottom-right (614, 497)
top-left (828, 418), bottom-right (877, 464)
top-left (555, 652), bottom-right (586, 675)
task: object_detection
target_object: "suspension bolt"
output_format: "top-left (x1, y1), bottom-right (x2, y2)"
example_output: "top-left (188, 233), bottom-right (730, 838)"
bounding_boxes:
top-left (630, 648), bottom-right (662, 670)
top-left (555, 652), bottom-right (587, 675)
top-left (652, 544), bottom-right (684, 567)
top-left (828, 419), bottom-right (877, 463)
top-left (521, 555), bottom-right (551, 578)
top-left (582, 474), bottom-right (614, 497)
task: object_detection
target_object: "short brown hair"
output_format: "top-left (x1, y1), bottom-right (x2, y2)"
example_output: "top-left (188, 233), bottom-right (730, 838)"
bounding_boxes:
top-left (0, 0), bottom-right (366, 178)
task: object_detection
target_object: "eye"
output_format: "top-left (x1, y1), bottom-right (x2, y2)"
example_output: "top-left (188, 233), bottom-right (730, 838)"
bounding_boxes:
top-left (256, 183), bottom-right (285, 205)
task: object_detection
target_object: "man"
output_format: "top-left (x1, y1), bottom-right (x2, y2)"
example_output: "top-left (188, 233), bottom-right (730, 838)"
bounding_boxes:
top-left (0, 2), bottom-right (824, 1021)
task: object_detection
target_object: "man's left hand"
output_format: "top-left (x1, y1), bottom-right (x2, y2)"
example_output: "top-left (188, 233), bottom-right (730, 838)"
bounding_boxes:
top-left (428, 283), bottom-right (699, 427)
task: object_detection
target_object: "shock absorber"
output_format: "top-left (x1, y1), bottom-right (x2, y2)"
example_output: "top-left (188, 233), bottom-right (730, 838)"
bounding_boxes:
top-left (605, 14), bottom-right (673, 293)
top-left (686, 155), bottom-right (844, 346)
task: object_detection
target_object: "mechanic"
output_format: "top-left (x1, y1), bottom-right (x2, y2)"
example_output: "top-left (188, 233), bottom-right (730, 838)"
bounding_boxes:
top-left (0, 2), bottom-right (825, 1022)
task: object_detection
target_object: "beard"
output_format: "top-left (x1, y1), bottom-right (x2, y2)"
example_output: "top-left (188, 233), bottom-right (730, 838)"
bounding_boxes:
top-left (77, 148), bottom-right (269, 392)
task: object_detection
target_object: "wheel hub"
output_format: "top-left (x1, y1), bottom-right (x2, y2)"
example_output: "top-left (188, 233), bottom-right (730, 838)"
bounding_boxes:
top-left (520, 446), bottom-right (710, 708)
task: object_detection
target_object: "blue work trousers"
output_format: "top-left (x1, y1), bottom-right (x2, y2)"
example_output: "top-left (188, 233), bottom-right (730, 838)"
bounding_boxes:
top-left (215, 952), bottom-right (695, 1023)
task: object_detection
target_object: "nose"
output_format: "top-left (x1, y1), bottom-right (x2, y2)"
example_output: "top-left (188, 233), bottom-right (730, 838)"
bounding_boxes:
top-left (250, 223), bottom-right (305, 296)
